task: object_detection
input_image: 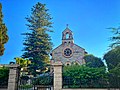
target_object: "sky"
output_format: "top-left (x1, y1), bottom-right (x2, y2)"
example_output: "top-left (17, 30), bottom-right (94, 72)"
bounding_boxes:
top-left (0, 0), bottom-right (120, 64)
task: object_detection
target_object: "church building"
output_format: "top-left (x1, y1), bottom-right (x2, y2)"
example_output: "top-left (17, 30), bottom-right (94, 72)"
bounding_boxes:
top-left (51, 26), bottom-right (87, 65)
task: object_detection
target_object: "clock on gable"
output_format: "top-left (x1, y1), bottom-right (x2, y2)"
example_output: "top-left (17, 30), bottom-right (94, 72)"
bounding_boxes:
top-left (51, 25), bottom-right (87, 65)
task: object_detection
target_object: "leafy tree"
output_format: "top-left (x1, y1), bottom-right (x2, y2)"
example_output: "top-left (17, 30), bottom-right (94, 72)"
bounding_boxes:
top-left (14, 57), bottom-right (31, 76)
top-left (14, 57), bottom-right (31, 68)
top-left (22, 2), bottom-right (53, 76)
top-left (63, 65), bottom-right (108, 88)
top-left (104, 25), bottom-right (120, 70)
top-left (103, 46), bottom-right (120, 70)
top-left (102, 25), bottom-right (120, 88)
top-left (108, 63), bottom-right (120, 88)
top-left (84, 54), bottom-right (105, 68)
top-left (0, 66), bottom-right (9, 86)
top-left (108, 26), bottom-right (120, 48)
top-left (0, 3), bottom-right (9, 56)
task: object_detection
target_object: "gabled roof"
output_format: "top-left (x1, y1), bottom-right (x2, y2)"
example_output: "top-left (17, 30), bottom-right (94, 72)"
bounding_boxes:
top-left (62, 27), bottom-right (73, 34)
top-left (74, 43), bottom-right (85, 50)
top-left (52, 44), bottom-right (62, 52)
top-left (74, 44), bottom-right (88, 53)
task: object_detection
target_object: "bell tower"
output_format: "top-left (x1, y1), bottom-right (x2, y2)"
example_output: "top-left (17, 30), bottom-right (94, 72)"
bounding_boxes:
top-left (51, 25), bottom-right (87, 66)
top-left (62, 25), bottom-right (74, 45)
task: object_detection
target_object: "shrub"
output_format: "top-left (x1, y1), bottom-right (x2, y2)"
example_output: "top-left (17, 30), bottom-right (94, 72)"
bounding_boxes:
top-left (0, 66), bottom-right (9, 86)
top-left (63, 65), bottom-right (108, 88)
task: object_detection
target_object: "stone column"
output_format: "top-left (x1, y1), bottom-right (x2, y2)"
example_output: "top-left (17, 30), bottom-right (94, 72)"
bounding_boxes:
top-left (8, 64), bottom-right (20, 90)
top-left (52, 61), bottom-right (63, 90)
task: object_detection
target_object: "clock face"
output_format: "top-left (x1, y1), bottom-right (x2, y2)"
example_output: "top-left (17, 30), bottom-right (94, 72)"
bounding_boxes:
top-left (63, 48), bottom-right (73, 58)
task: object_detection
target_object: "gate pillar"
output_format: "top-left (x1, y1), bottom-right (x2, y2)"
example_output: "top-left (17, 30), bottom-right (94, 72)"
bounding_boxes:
top-left (52, 61), bottom-right (63, 90)
top-left (8, 64), bottom-right (20, 90)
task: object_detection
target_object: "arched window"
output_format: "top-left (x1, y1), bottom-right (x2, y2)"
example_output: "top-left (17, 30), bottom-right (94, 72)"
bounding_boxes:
top-left (66, 33), bottom-right (70, 39)
top-left (64, 42), bottom-right (67, 45)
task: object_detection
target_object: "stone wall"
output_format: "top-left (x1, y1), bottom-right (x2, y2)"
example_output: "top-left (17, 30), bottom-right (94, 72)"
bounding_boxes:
top-left (62, 88), bottom-right (108, 90)
top-left (0, 88), bottom-right (7, 90)
top-left (62, 88), bottom-right (120, 90)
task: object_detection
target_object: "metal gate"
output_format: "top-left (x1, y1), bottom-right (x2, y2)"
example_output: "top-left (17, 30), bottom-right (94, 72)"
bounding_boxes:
top-left (18, 74), bottom-right (53, 90)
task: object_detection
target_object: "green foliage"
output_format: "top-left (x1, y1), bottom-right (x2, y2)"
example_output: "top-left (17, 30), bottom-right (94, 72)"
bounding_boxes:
top-left (22, 2), bottom-right (53, 76)
top-left (107, 26), bottom-right (120, 48)
top-left (20, 75), bottom-right (30, 85)
top-left (19, 85), bottom-right (33, 89)
top-left (14, 57), bottom-right (31, 68)
top-left (63, 65), bottom-right (108, 88)
top-left (110, 63), bottom-right (120, 76)
top-left (108, 63), bottom-right (120, 88)
top-left (0, 66), bottom-right (9, 86)
top-left (103, 25), bottom-right (120, 88)
top-left (20, 75), bottom-right (29, 80)
top-left (104, 46), bottom-right (120, 70)
top-left (34, 75), bottom-right (53, 85)
top-left (84, 54), bottom-right (105, 68)
top-left (0, 3), bottom-right (9, 56)
top-left (14, 57), bottom-right (31, 76)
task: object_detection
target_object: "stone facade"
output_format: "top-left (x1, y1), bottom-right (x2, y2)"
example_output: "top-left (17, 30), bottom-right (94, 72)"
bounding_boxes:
top-left (51, 27), bottom-right (87, 65)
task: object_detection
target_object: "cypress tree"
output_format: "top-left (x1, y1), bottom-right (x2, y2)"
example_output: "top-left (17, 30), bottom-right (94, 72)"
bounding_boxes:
top-left (22, 2), bottom-right (53, 76)
top-left (0, 3), bottom-right (9, 56)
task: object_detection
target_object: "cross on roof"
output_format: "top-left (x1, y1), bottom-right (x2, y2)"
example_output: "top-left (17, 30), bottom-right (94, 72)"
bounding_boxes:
top-left (66, 24), bottom-right (69, 28)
